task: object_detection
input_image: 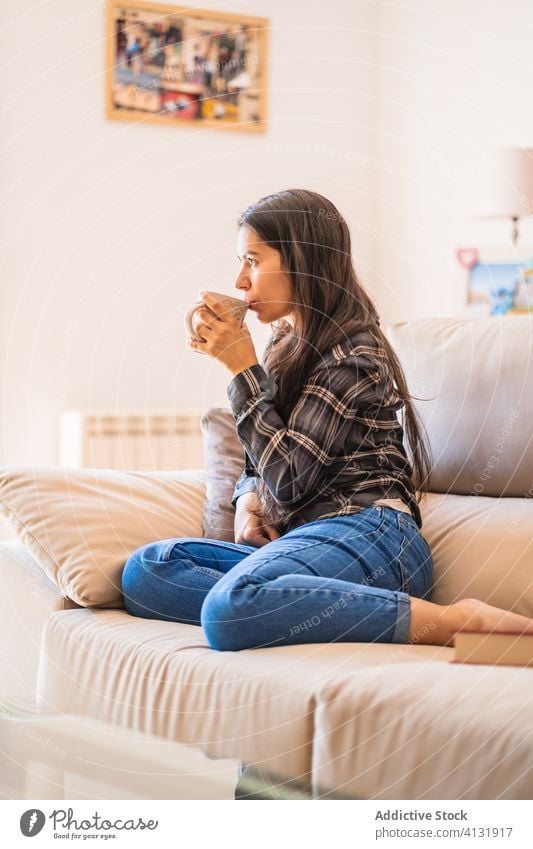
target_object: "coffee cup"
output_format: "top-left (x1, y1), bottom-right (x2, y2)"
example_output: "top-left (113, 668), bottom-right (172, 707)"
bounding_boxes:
top-left (185, 291), bottom-right (249, 344)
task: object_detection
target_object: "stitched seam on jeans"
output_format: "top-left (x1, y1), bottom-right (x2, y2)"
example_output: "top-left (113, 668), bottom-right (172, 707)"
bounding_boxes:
top-left (397, 532), bottom-right (414, 592)
top-left (366, 506), bottom-right (388, 536)
top-left (398, 513), bottom-right (417, 531)
top-left (260, 518), bottom-right (403, 583)
top-left (330, 506), bottom-right (389, 539)
top-left (399, 560), bottom-right (410, 594)
top-left (162, 538), bottom-right (253, 560)
top-left (244, 539), bottom-right (327, 575)
top-left (192, 564), bottom-right (221, 577)
top-left (237, 573), bottom-right (406, 604)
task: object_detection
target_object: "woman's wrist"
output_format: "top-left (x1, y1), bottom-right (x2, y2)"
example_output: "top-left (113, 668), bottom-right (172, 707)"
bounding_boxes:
top-left (226, 357), bottom-right (260, 378)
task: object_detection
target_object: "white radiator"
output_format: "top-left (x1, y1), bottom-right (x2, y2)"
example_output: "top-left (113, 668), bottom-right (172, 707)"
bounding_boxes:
top-left (59, 409), bottom-right (204, 471)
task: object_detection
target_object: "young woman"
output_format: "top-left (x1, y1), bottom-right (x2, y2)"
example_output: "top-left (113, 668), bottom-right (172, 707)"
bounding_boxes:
top-left (122, 189), bottom-right (533, 651)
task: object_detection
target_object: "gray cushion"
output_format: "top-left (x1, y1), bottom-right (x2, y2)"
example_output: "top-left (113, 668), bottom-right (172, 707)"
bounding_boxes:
top-left (200, 408), bottom-right (244, 541)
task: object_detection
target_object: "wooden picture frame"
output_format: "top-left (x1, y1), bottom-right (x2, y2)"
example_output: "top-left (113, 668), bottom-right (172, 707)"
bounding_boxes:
top-left (105, 1), bottom-right (269, 133)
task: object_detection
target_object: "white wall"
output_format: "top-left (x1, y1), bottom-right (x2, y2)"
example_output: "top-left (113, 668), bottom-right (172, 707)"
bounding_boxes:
top-left (374, 0), bottom-right (533, 324)
top-left (1, 0), bottom-right (532, 473)
top-left (0, 0), bottom-right (377, 469)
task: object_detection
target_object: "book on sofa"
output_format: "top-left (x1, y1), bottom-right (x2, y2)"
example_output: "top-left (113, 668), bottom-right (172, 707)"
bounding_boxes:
top-left (451, 629), bottom-right (533, 666)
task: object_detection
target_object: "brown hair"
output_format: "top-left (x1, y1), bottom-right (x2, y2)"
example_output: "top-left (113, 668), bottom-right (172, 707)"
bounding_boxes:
top-left (237, 188), bottom-right (431, 529)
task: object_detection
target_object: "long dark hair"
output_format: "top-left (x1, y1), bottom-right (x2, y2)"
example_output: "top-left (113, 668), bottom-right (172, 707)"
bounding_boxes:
top-left (237, 188), bottom-right (431, 528)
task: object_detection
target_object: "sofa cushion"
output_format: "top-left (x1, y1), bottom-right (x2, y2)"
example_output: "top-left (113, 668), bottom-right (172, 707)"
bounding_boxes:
top-left (37, 608), bottom-right (448, 780)
top-left (0, 466), bottom-right (206, 608)
top-left (422, 491), bottom-right (533, 616)
top-left (387, 316), bottom-right (533, 496)
top-left (312, 660), bottom-right (533, 799)
top-left (37, 609), bottom-right (533, 798)
top-left (200, 407), bottom-right (244, 542)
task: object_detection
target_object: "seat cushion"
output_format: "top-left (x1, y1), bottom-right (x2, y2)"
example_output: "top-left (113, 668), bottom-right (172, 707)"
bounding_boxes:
top-left (37, 609), bottom-right (448, 779)
top-left (313, 660), bottom-right (533, 799)
top-left (37, 609), bottom-right (533, 798)
top-left (421, 491), bottom-right (533, 616)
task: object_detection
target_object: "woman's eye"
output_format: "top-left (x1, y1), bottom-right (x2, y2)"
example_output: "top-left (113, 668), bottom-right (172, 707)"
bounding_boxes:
top-left (247, 257), bottom-right (256, 267)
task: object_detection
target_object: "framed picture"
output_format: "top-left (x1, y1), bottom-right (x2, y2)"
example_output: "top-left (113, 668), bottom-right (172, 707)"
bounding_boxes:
top-left (105, 1), bottom-right (268, 132)
top-left (458, 248), bottom-right (533, 317)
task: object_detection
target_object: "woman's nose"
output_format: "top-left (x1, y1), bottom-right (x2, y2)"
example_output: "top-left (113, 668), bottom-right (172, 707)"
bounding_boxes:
top-left (235, 269), bottom-right (250, 291)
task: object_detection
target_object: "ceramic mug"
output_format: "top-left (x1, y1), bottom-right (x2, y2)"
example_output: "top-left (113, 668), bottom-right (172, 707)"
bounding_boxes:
top-left (185, 291), bottom-right (249, 345)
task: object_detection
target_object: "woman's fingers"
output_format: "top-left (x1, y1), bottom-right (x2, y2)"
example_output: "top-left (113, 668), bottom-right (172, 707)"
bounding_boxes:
top-left (234, 507), bottom-right (279, 548)
top-left (193, 307), bottom-right (215, 335)
top-left (246, 527), bottom-right (279, 547)
top-left (252, 536), bottom-right (269, 547)
top-left (238, 531), bottom-right (268, 547)
top-left (244, 527), bottom-right (270, 547)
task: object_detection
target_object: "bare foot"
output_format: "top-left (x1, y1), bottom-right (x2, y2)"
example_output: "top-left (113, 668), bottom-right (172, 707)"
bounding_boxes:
top-left (453, 598), bottom-right (533, 636)
top-left (408, 597), bottom-right (533, 647)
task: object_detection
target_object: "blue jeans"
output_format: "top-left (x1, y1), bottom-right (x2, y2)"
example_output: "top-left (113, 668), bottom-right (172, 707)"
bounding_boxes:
top-left (121, 506), bottom-right (433, 651)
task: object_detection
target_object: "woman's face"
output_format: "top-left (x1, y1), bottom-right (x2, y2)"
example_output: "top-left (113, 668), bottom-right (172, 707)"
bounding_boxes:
top-left (235, 226), bottom-right (295, 324)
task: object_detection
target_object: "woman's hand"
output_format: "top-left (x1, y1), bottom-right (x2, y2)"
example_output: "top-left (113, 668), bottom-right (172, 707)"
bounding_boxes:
top-left (234, 491), bottom-right (281, 547)
top-left (187, 291), bottom-right (259, 377)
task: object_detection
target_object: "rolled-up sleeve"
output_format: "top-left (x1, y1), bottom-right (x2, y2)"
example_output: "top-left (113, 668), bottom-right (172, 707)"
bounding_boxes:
top-left (231, 470), bottom-right (258, 506)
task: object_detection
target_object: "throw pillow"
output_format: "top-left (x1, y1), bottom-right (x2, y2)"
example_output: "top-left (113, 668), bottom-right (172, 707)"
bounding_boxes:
top-left (200, 407), bottom-right (244, 542)
top-left (0, 466), bottom-right (206, 608)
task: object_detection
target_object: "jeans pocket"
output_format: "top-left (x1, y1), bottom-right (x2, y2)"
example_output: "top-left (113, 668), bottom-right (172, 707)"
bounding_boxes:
top-left (358, 505), bottom-right (388, 536)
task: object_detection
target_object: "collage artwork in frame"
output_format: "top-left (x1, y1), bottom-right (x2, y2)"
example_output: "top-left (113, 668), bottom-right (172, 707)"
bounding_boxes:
top-left (457, 247), bottom-right (533, 317)
top-left (105, 1), bottom-right (268, 132)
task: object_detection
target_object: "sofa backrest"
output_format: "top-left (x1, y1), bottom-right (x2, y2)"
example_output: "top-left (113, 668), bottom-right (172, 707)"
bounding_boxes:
top-left (387, 316), bottom-right (533, 497)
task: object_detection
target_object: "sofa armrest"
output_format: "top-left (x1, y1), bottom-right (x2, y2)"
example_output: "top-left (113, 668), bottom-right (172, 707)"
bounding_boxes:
top-left (0, 542), bottom-right (79, 706)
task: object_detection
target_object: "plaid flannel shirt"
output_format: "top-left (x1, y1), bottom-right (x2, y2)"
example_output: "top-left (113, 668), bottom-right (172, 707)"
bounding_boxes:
top-left (228, 329), bottom-right (422, 531)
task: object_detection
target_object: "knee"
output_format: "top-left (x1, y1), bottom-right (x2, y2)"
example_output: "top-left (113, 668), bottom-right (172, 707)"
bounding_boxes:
top-left (201, 576), bottom-right (256, 651)
top-left (121, 540), bottom-right (172, 616)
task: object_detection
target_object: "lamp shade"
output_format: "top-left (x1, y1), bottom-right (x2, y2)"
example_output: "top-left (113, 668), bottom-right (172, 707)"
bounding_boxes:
top-left (483, 147), bottom-right (533, 220)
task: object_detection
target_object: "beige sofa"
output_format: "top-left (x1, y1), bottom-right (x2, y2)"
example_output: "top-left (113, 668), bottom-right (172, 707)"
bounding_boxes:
top-left (1, 316), bottom-right (533, 799)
